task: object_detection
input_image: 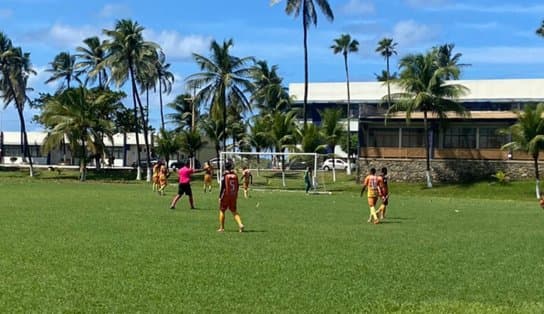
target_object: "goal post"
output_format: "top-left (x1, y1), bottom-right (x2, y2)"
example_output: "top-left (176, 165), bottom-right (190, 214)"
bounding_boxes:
top-left (218, 151), bottom-right (325, 193)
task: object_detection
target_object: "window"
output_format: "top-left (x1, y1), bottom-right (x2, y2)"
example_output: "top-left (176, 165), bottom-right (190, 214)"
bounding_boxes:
top-left (479, 127), bottom-right (508, 149)
top-left (443, 128), bottom-right (476, 148)
top-left (111, 147), bottom-right (125, 159)
top-left (368, 128), bottom-right (398, 147)
top-left (2, 145), bottom-right (42, 157)
top-left (401, 128), bottom-right (425, 147)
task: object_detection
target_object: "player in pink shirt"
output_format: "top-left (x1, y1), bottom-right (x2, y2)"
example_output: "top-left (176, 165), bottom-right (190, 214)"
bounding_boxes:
top-left (169, 160), bottom-right (201, 210)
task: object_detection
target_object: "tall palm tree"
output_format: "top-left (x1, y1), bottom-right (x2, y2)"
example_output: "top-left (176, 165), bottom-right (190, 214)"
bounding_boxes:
top-left (186, 39), bottom-right (254, 151)
top-left (76, 36), bottom-right (108, 89)
top-left (0, 33), bottom-right (36, 176)
top-left (280, 0), bottom-right (334, 127)
top-left (167, 93), bottom-right (199, 132)
top-left (155, 128), bottom-right (182, 166)
top-left (331, 33), bottom-right (358, 175)
top-left (251, 60), bottom-right (291, 114)
top-left (375, 37), bottom-right (398, 107)
top-left (387, 49), bottom-right (469, 188)
top-left (39, 87), bottom-right (121, 180)
top-left (199, 114), bottom-right (224, 161)
top-left (102, 19), bottom-right (158, 181)
top-left (374, 69), bottom-right (397, 82)
top-left (318, 108), bottom-right (345, 182)
top-left (180, 129), bottom-right (205, 168)
top-left (154, 50), bottom-right (175, 130)
top-left (434, 43), bottom-right (469, 80)
top-left (45, 51), bottom-right (82, 92)
top-left (501, 104), bottom-right (544, 198)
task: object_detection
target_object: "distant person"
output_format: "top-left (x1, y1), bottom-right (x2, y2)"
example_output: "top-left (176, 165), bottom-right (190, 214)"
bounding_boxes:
top-left (170, 160), bottom-right (200, 210)
top-left (304, 166), bottom-right (313, 194)
top-left (152, 161), bottom-right (161, 192)
top-left (377, 167), bottom-right (389, 220)
top-left (158, 164), bottom-right (169, 196)
top-left (241, 166), bottom-right (253, 198)
top-left (360, 168), bottom-right (382, 224)
top-left (203, 161), bottom-right (214, 193)
top-left (218, 160), bottom-right (244, 232)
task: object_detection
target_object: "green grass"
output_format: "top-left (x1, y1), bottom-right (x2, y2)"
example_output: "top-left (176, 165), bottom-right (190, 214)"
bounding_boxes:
top-left (1, 173), bottom-right (544, 313)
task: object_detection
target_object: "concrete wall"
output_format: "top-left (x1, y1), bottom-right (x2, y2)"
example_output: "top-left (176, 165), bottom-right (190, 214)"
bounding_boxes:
top-left (357, 158), bottom-right (541, 183)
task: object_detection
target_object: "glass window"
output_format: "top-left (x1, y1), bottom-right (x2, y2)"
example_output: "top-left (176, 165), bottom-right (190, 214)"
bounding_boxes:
top-left (368, 128), bottom-right (398, 147)
top-left (402, 128), bottom-right (425, 147)
top-left (443, 128), bottom-right (476, 148)
top-left (2, 145), bottom-right (42, 157)
top-left (479, 127), bottom-right (508, 149)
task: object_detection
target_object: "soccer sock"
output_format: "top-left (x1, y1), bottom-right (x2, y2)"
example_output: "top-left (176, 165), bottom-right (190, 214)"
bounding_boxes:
top-left (233, 213), bottom-right (243, 227)
top-left (189, 196), bottom-right (195, 208)
top-left (219, 211), bottom-right (225, 229)
top-left (370, 206), bottom-right (378, 221)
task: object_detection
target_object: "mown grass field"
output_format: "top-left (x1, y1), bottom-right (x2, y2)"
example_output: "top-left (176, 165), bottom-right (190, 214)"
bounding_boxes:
top-left (1, 168), bottom-right (544, 313)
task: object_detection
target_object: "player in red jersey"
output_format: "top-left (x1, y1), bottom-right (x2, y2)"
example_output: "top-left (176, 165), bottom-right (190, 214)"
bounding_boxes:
top-left (377, 167), bottom-right (389, 220)
top-left (218, 160), bottom-right (244, 232)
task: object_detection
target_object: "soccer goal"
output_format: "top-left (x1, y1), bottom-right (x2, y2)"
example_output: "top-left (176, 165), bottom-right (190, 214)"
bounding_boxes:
top-left (218, 151), bottom-right (329, 194)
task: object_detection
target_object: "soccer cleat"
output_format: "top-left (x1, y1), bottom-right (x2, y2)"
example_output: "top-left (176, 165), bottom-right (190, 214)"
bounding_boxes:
top-left (169, 206), bottom-right (175, 210)
top-left (217, 228), bottom-right (224, 232)
top-left (373, 219), bottom-right (380, 225)
top-left (239, 225), bottom-right (245, 233)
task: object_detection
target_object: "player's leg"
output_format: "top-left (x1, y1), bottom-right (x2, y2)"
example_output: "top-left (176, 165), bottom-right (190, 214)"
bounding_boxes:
top-left (170, 184), bottom-right (184, 209)
top-left (218, 209), bottom-right (226, 232)
top-left (186, 184), bottom-right (195, 209)
top-left (368, 197), bottom-right (379, 224)
top-left (230, 200), bottom-right (244, 232)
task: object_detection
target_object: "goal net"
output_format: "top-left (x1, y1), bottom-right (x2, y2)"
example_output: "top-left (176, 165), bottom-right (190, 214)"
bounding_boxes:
top-left (218, 151), bottom-right (329, 194)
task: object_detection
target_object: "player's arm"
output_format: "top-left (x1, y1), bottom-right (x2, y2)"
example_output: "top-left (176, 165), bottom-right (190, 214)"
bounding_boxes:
top-left (219, 175), bottom-right (226, 199)
top-left (249, 172), bottom-right (253, 184)
top-left (360, 176), bottom-right (368, 197)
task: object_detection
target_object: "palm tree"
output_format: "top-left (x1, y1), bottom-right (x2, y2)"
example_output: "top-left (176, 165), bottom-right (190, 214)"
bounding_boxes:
top-left (0, 33), bottom-right (36, 176)
top-left (434, 43), bottom-right (469, 80)
top-left (154, 50), bottom-right (175, 130)
top-left (76, 36), bottom-right (109, 89)
top-left (155, 128), bottom-right (182, 166)
top-left (318, 108), bottom-right (345, 182)
top-left (102, 19), bottom-right (158, 181)
top-left (297, 122), bottom-right (323, 154)
top-left (39, 87), bottom-right (121, 180)
top-left (375, 37), bottom-right (398, 107)
top-left (280, 0), bottom-right (334, 127)
top-left (167, 93), bottom-right (199, 132)
top-left (331, 33), bottom-right (358, 175)
top-left (501, 104), bottom-right (544, 198)
top-left (251, 60), bottom-right (291, 114)
top-left (186, 39), bottom-right (254, 151)
top-left (45, 51), bottom-right (82, 91)
top-left (374, 69), bottom-right (397, 82)
top-left (180, 129), bottom-right (206, 168)
top-left (387, 49), bottom-right (469, 188)
top-left (199, 114), bottom-right (224, 161)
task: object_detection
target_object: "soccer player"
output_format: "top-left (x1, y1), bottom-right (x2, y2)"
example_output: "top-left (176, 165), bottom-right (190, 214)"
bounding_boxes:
top-left (170, 160), bottom-right (198, 209)
top-left (241, 166), bottom-right (253, 199)
top-left (377, 167), bottom-right (389, 220)
top-left (152, 161), bottom-right (161, 192)
top-left (218, 160), bottom-right (244, 232)
top-left (203, 161), bottom-right (214, 192)
top-left (158, 164), bottom-right (169, 196)
top-left (304, 166), bottom-right (313, 194)
top-left (360, 168), bottom-right (381, 224)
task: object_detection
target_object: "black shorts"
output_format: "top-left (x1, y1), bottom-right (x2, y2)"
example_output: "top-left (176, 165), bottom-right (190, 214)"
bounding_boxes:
top-left (177, 183), bottom-right (193, 196)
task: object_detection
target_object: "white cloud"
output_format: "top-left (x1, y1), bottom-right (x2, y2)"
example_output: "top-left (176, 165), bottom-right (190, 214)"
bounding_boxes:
top-left (98, 3), bottom-right (131, 18)
top-left (0, 8), bottom-right (12, 18)
top-left (392, 20), bottom-right (438, 48)
top-left (24, 23), bottom-right (100, 50)
top-left (340, 0), bottom-right (375, 15)
top-left (462, 46), bottom-right (544, 64)
top-left (144, 29), bottom-right (212, 61)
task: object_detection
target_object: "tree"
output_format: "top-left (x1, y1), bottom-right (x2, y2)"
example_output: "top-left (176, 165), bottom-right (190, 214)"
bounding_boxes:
top-left (374, 69), bottom-right (397, 82)
top-left (186, 39), bottom-right (254, 151)
top-left (102, 19), bottom-right (159, 181)
top-left (155, 128), bottom-right (181, 167)
top-left (45, 51), bottom-right (82, 92)
top-left (76, 36), bottom-right (108, 89)
top-left (387, 49), bottom-right (469, 188)
top-left (501, 104), bottom-right (544, 198)
top-left (279, 0), bottom-right (334, 127)
top-left (180, 129), bottom-right (205, 168)
top-left (0, 33), bottom-right (36, 176)
top-left (435, 43), bottom-right (469, 80)
top-left (375, 37), bottom-right (398, 107)
top-left (297, 122), bottom-right (323, 154)
top-left (167, 93), bottom-right (199, 132)
top-left (154, 51), bottom-right (174, 130)
top-left (331, 33), bottom-right (358, 175)
top-left (251, 60), bottom-right (291, 114)
top-left (199, 114), bottom-right (224, 161)
top-left (38, 88), bottom-right (122, 180)
top-left (318, 108), bottom-right (345, 181)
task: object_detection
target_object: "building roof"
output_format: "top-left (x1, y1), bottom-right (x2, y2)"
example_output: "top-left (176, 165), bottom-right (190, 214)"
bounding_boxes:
top-left (1, 132), bottom-right (152, 146)
top-left (289, 78), bottom-right (544, 103)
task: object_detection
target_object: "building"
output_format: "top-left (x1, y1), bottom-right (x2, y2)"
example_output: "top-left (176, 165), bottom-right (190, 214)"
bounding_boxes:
top-left (289, 78), bottom-right (544, 161)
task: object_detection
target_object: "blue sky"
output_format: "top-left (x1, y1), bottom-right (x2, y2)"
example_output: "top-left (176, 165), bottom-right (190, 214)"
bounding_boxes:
top-left (2, 0), bottom-right (544, 131)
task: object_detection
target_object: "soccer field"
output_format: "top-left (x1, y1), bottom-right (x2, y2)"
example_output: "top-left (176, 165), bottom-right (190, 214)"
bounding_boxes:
top-left (1, 176), bottom-right (544, 313)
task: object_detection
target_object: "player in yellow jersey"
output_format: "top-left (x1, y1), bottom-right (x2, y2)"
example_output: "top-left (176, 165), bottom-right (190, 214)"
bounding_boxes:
top-left (152, 161), bottom-right (161, 192)
top-left (218, 160), bottom-right (244, 232)
top-left (203, 162), bottom-right (214, 192)
top-left (360, 168), bottom-right (382, 224)
top-left (241, 166), bottom-right (252, 198)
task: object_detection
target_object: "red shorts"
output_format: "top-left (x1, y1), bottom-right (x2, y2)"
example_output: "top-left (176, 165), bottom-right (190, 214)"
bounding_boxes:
top-left (220, 197), bottom-right (237, 212)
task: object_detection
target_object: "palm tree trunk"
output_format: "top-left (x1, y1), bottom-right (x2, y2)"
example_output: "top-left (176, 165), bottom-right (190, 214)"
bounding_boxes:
top-left (281, 149), bottom-right (286, 187)
top-left (80, 137), bottom-right (86, 181)
top-left (159, 79), bottom-right (165, 130)
top-left (344, 53), bottom-right (352, 175)
top-left (131, 85), bottom-right (142, 180)
top-left (534, 155), bottom-right (541, 198)
top-left (386, 56), bottom-right (391, 107)
top-left (302, 13), bottom-right (309, 128)
top-left (9, 78), bottom-right (34, 177)
top-left (131, 72), bottom-right (152, 182)
top-left (423, 111), bottom-right (432, 188)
